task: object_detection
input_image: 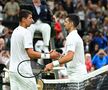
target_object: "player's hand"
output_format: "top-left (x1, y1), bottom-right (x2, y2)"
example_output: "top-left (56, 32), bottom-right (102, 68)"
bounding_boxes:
top-left (44, 63), bottom-right (53, 72)
top-left (50, 50), bottom-right (60, 60)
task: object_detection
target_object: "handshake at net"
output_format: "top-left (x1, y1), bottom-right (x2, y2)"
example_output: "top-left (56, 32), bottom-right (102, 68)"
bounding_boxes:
top-left (42, 48), bottom-right (63, 60)
top-left (43, 49), bottom-right (63, 72)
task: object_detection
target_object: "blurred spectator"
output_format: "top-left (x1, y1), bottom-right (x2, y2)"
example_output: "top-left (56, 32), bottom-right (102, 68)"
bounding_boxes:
top-left (91, 43), bottom-right (99, 57)
top-left (61, 0), bottom-right (75, 14)
top-left (85, 0), bottom-right (97, 30)
top-left (0, 38), bottom-right (10, 67)
top-left (92, 49), bottom-right (108, 70)
top-left (76, 0), bottom-right (86, 36)
top-left (83, 35), bottom-right (95, 54)
top-left (53, 3), bottom-right (68, 48)
top-left (0, 37), bottom-right (10, 90)
top-left (92, 31), bottom-right (107, 49)
top-left (47, 0), bottom-right (54, 11)
top-left (103, 17), bottom-right (108, 35)
top-left (0, 3), bottom-right (3, 20)
top-left (53, 15), bottom-right (62, 40)
top-left (17, 0), bottom-right (32, 4)
top-left (0, 0), bottom-right (7, 7)
top-left (85, 53), bottom-right (92, 72)
top-left (4, 28), bottom-right (12, 51)
top-left (0, 50), bottom-right (10, 66)
top-left (104, 45), bottom-right (108, 55)
top-left (0, 49), bottom-right (10, 90)
top-left (88, 18), bottom-right (99, 35)
top-left (53, 2), bottom-right (68, 38)
top-left (0, 16), bottom-right (9, 37)
top-left (27, 0), bottom-right (53, 53)
top-left (3, 0), bottom-right (20, 22)
top-left (31, 0), bottom-right (53, 25)
top-left (0, 37), bottom-right (10, 66)
top-left (101, 0), bottom-right (108, 9)
top-left (0, 37), bottom-right (5, 51)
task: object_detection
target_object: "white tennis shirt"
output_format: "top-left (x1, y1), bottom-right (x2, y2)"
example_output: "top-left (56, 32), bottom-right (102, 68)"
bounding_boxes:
top-left (64, 30), bottom-right (87, 80)
top-left (9, 26), bottom-right (33, 73)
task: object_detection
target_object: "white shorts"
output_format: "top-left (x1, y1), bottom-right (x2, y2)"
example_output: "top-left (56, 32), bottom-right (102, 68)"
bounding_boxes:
top-left (9, 72), bottom-right (37, 90)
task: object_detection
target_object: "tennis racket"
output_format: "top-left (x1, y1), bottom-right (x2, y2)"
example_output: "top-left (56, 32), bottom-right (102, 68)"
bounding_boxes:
top-left (17, 59), bottom-right (65, 78)
top-left (17, 49), bottom-right (63, 78)
top-left (17, 59), bottom-right (45, 90)
top-left (17, 60), bottom-right (45, 78)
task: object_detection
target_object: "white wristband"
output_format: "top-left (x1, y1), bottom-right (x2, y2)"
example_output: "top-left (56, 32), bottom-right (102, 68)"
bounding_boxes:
top-left (41, 53), bottom-right (50, 59)
top-left (52, 61), bottom-right (60, 67)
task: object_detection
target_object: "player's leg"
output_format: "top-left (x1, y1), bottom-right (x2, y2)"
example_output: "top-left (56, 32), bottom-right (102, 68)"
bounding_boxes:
top-left (36, 23), bottom-right (51, 53)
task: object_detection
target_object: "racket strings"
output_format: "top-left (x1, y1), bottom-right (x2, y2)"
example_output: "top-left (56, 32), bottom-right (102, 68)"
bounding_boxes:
top-left (17, 60), bottom-right (45, 78)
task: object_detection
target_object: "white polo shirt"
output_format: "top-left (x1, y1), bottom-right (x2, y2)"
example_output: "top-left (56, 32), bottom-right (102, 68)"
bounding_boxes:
top-left (64, 30), bottom-right (87, 81)
top-left (10, 26), bottom-right (33, 74)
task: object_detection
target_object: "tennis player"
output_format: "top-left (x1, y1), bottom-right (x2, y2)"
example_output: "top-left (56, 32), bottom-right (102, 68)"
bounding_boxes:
top-left (44, 14), bottom-right (87, 81)
top-left (9, 9), bottom-right (60, 90)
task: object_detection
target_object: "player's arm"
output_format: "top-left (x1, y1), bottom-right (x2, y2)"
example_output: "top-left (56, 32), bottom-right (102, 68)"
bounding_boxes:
top-left (58, 51), bottom-right (74, 65)
top-left (44, 51), bottom-right (74, 72)
top-left (26, 48), bottom-right (60, 60)
top-left (26, 48), bottom-right (41, 59)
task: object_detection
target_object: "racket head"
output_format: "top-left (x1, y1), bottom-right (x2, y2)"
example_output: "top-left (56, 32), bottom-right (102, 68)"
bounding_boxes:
top-left (17, 60), bottom-right (45, 78)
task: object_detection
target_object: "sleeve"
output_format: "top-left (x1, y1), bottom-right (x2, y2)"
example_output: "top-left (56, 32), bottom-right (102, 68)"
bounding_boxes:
top-left (65, 37), bottom-right (76, 52)
top-left (23, 31), bottom-right (33, 49)
top-left (27, 24), bottom-right (36, 39)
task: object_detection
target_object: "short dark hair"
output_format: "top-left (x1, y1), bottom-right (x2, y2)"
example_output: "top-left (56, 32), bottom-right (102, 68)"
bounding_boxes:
top-left (18, 9), bottom-right (32, 22)
top-left (67, 14), bottom-right (80, 27)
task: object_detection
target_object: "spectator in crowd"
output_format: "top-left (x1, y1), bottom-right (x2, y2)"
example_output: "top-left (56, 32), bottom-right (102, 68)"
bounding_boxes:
top-left (28, 0), bottom-right (53, 53)
top-left (0, 0), bottom-right (7, 7)
top-left (53, 13), bottom-right (66, 48)
top-left (85, 53), bottom-right (92, 72)
top-left (76, 0), bottom-right (86, 36)
top-left (0, 3), bottom-right (3, 20)
top-left (83, 35), bottom-right (94, 53)
top-left (91, 43), bottom-right (99, 57)
top-left (92, 49), bottom-right (108, 70)
top-left (0, 49), bottom-right (10, 90)
top-left (0, 16), bottom-right (8, 36)
top-left (61, 0), bottom-right (75, 14)
top-left (104, 45), bottom-right (108, 55)
top-left (0, 37), bottom-right (10, 90)
top-left (88, 18), bottom-right (99, 36)
top-left (53, 3), bottom-right (68, 48)
top-left (92, 31), bottom-right (107, 49)
top-left (103, 17), bottom-right (108, 36)
top-left (3, 0), bottom-right (20, 22)
top-left (0, 37), bottom-right (5, 51)
top-left (0, 37), bottom-right (10, 69)
top-left (46, 0), bottom-right (54, 11)
top-left (53, 14), bottom-right (63, 48)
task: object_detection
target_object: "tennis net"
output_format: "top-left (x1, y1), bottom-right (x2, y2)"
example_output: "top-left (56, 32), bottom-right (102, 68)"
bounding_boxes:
top-left (42, 65), bottom-right (108, 90)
